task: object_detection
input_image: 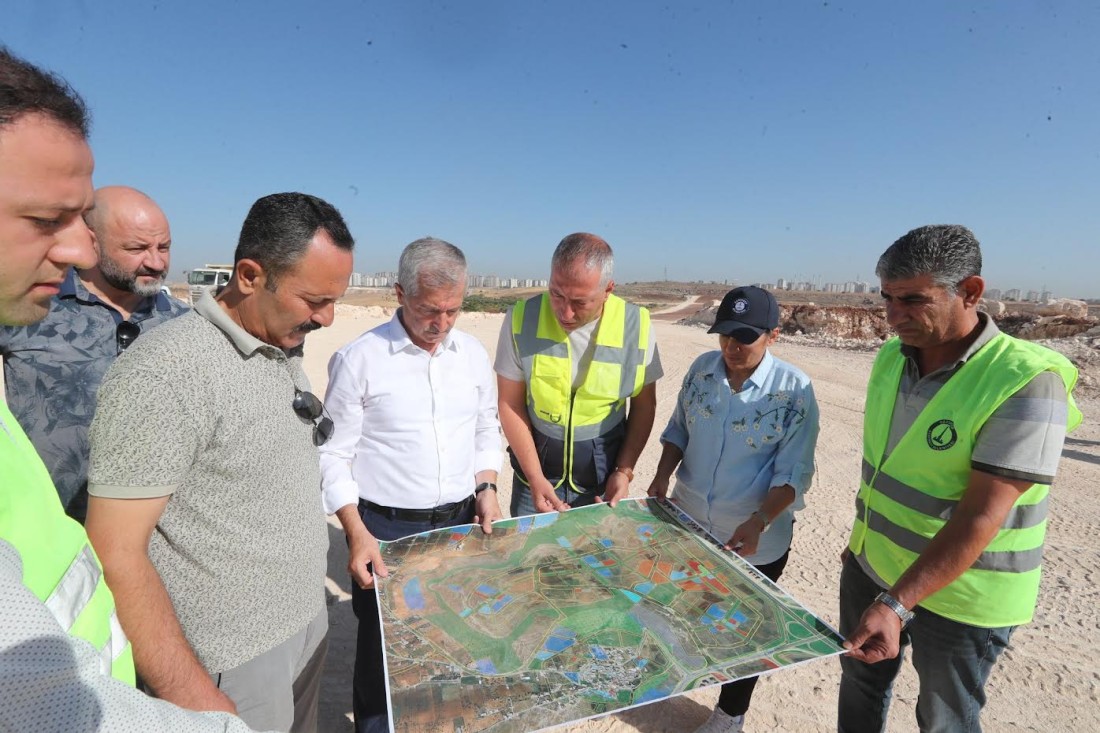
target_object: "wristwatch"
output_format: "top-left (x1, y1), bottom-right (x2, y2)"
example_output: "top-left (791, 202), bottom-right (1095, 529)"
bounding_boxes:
top-left (751, 510), bottom-right (771, 533)
top-left (874, 591), bottom-right (916, 628)
top-left (613, 466), bottom-right (634, 483)
top-left (474, 482), bottom-right (497, 495)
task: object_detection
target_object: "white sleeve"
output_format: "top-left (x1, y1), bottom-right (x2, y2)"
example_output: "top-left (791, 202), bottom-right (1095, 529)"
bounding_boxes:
top-left (318, 349), bottom-right (366, 515)
top-left (0, 540), bottom-right (273, 733)
top-left (472, 342), bottom-right (503, 474)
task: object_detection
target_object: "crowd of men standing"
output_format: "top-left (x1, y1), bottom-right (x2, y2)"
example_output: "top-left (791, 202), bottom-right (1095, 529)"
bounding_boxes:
top-left (0, 46), bottom-right (1082, 733)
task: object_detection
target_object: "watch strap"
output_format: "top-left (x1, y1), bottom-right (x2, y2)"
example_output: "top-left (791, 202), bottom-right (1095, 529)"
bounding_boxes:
top-left (875, 591), bottom-right (915, 627)
top-left (613, 466), bottom-right (634, 482)
top-left (474, 482), bottom-right (497, 495)
top-left (751, 510), bottom-right (771, 532)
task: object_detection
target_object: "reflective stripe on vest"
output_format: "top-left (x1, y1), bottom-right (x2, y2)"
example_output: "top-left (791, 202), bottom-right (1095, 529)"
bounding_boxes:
top-left (849, 333), bottom-right (1080, 627)
top-left (0, 403), bottom-right (136, 685)
top-left (512, 292), bottom-right (649, 487)
top-left (45, 545), bottom-right (102, 630)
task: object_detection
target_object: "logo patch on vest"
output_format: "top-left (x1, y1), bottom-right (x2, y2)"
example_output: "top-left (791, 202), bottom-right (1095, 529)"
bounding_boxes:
top-left (927, 419), bottom-right (958, 451)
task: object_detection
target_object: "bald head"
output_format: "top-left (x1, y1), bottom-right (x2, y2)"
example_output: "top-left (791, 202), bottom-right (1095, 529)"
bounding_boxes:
top-left (85, 186), bottom-right (171, 298)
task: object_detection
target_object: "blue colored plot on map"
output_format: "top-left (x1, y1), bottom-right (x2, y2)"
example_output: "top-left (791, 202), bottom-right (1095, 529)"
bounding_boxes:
top-left (403, 578), bottom-right (425, 610)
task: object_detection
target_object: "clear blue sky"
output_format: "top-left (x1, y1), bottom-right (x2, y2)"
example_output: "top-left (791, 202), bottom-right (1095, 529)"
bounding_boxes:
top-left (7, 1), bottom-right (1099, 297)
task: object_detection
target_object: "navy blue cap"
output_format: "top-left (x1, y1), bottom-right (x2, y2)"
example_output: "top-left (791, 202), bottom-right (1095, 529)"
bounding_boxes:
top-left (708, 286), bottom-right (780, 337)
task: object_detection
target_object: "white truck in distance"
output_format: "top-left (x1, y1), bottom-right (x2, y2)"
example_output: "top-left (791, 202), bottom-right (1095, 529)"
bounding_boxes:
top-left (187, 264), bottom-right (233, 305)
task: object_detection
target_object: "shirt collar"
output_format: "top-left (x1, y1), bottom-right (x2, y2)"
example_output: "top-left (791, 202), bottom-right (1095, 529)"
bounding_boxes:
top-left (899, 311), bottom-right (1001, 373)
top-left (59, 267), bottom-right (173, 314)
top-left (194, 288), bottom-right (279, 357)
top-left (387, 308), bottom-right (458, 355)
top-left (709, 348), bottom-right (775, 390)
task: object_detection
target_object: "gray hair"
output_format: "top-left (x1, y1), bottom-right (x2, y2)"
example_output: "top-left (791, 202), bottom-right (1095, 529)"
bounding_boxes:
top-left (398, 237), bottom-right (467, 296)
top-left (550, 232), bottom-right (614, 285)
top-left (876, 224), bottom-right (983, 290)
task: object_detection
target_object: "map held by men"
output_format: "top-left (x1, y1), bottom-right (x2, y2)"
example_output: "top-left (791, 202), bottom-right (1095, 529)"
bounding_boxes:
top-left (377, 498), bottom-right (844, 733)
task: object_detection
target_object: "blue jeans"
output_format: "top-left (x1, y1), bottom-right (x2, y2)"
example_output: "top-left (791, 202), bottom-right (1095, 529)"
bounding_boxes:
top-left (837, 556), bottom-right (1014, 733)
top-left (351, 500), bottom-right (475, 733)
top-left (509, 475), bottom-right (601, 517)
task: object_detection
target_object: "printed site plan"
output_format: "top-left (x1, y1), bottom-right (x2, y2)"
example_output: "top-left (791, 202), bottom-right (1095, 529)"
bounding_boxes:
top-left (376, 498), bottom-right (845, 733)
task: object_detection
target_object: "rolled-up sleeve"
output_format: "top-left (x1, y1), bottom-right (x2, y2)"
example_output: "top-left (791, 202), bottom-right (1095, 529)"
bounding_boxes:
top-left (769, 381), bottom-right (820, 508)
top-left (319, 350), bottom-right (365, 515)
top-left (472, 345), bottom-right (503, 474)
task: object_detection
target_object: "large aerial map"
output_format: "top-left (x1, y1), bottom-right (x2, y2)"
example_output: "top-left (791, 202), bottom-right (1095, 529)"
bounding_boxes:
top-left (377, 498), bottom-right (844, 733)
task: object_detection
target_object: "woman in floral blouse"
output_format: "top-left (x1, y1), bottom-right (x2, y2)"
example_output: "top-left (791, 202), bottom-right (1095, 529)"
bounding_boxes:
top-left (648, 286), bottom-right (820, 733)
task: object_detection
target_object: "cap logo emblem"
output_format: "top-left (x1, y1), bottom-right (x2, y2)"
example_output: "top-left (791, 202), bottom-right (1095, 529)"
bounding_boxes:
top-left (733, 298), bottom-right (750, 314)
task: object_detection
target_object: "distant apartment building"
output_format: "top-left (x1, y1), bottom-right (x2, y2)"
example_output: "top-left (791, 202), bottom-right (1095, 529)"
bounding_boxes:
top-left (1026, 290), bottom-right (1040, 302)
top-left (1004, 288), bottom-right (1022, 301)
top-left (776, 278), bottom-right (789, 290)
top-left (985, 288), bottom-right (1002, 300)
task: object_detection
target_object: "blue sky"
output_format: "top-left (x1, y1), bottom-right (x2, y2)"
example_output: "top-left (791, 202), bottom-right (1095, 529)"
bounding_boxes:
top-left (7, 1), bottom-right (1099, 296)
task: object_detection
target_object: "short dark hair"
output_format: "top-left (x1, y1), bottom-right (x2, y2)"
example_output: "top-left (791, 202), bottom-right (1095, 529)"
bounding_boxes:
top-left (234, 192), bottom-right (355, 288)
top-left (0, 46), bottom-right (89, 136)
top-left (876, 224), bottom-right (982, 289)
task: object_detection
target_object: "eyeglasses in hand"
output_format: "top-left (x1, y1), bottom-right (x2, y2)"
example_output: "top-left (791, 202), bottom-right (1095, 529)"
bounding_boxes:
top-left (116, 321), bottom-right (141, 353)
top-left (292, 389), bottom-right (335, 446)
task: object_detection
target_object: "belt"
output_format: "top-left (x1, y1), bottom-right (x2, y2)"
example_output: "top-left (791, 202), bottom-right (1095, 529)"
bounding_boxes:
top-left (361, 495), bottom-right (474, 524)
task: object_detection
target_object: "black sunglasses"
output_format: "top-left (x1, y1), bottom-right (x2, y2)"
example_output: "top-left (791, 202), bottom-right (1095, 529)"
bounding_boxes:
top-left (116, 321), bottom-right (141, 353)
top-left (722, 327), bottom-right (764, 345)
top-left (292, 389), bottom-right (334, 446)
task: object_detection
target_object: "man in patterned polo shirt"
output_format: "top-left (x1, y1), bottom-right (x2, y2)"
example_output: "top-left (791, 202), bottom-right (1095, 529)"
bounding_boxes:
top-left (0, 185), bottom-right (186, 522)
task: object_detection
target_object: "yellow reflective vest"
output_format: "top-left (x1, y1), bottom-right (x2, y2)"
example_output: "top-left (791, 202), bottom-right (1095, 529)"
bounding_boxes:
top-left (510, 293), bottom-right (650, 492)
top-left (0, 402), bottom-right (135, 683)
top-left (850, 333), bottom-right (1081, 627)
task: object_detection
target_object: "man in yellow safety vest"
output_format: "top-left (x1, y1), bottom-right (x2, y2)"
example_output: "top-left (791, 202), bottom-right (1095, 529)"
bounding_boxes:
top-left (495, 233), bottom-right (663, 515)
top-left (839, 224), bottom-right (1081, 732)
top-left (0, 44), bottom-right (273, 733)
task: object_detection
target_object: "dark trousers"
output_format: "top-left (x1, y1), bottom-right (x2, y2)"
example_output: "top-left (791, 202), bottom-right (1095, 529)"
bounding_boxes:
top-left (716, 550), bottom-right (790, 717)
top-left (350, 499), bottom-right (475, 733)
top-left (837, 556), bottom-right (1014, 733)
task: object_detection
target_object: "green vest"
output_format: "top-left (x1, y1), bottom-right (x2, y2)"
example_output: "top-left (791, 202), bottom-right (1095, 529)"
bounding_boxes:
top-left (511, 293), bottom-right (650, 491)
top-left (0, 402), bottom-right (135, 683)
top-left (849, 333), bottom-right (1081, 627)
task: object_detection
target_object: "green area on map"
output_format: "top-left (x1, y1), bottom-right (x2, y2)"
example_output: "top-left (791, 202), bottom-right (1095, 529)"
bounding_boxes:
top-left (377, 498), bottom-right (844, 733)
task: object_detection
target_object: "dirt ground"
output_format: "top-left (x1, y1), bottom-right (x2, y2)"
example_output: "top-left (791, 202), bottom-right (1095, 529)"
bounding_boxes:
top-left (301, 308), bottom-right (1100, 733)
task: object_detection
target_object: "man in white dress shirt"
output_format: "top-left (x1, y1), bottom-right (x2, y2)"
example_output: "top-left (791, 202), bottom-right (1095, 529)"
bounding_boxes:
top-left (320, 237), bottom-right (502, 733)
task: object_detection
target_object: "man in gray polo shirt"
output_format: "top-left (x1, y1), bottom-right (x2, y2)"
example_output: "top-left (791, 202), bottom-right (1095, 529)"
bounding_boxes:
top-left (0, 185), bottom-right (186, 523)
top-left (85, 192), bottom-right (355, 733)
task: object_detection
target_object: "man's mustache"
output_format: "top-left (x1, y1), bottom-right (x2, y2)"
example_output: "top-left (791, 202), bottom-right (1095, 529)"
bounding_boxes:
top-left (296, 321), bottom-right (322, 334)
